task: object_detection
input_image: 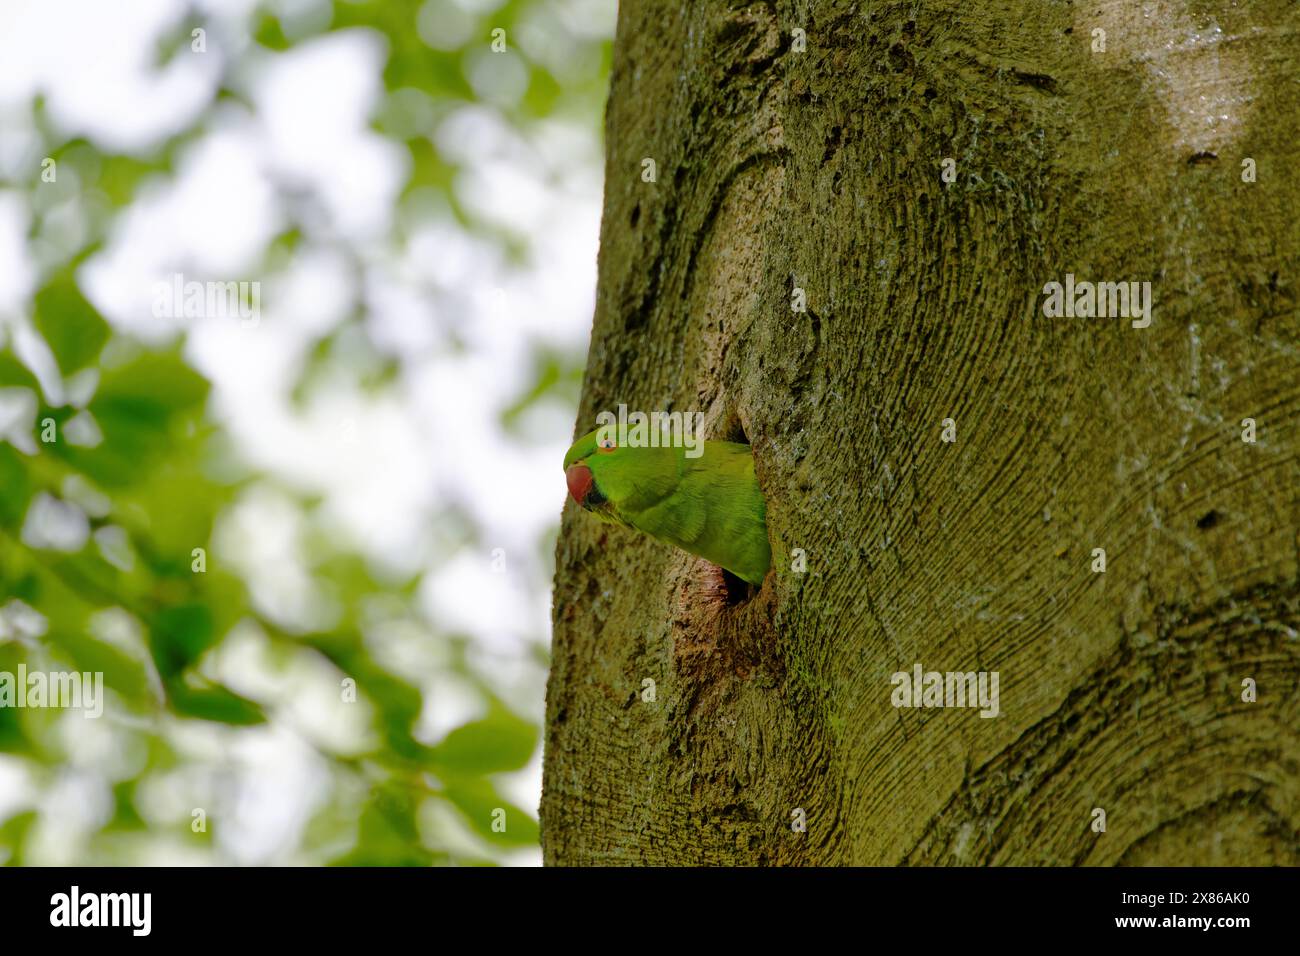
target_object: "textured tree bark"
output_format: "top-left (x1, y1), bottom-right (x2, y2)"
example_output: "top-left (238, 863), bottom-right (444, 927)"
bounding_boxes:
top-left (542, 0), bottom-right (1300, 865)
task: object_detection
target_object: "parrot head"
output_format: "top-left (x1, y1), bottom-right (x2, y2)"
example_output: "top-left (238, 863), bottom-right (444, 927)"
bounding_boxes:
top-left (562, 428), bottom-right (675, 527)
top-left (563, 430), bottom-right (608, 510)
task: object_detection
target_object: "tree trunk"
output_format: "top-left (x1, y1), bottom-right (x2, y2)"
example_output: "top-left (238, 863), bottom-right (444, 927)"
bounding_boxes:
top-left (542, 0), bottom-right (1300, 865)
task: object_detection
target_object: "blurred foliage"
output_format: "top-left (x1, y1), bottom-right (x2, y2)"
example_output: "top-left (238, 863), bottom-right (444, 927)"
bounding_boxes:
top-left (0, 0), bottom-right (610, 865)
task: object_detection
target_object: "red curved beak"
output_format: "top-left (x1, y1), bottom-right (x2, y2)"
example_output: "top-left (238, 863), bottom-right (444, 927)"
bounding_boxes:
top-left (566, 463), bottom-right (594, 505)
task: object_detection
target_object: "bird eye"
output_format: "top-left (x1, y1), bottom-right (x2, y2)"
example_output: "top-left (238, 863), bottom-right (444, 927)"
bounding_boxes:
top-left (597, 438), bottom-right (616, 453)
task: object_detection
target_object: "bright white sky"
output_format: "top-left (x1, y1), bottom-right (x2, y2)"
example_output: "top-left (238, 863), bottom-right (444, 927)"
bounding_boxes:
top-left (0, 0), bottom-right (613, 864)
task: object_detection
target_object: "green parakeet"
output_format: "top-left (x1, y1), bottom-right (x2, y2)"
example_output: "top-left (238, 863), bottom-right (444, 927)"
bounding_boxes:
top-left (563, 428), bottom-right (771, 585)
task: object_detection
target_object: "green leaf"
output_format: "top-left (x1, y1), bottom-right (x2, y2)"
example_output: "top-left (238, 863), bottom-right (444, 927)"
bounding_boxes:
top-left (331, 784), bottom-right (434, 867)
top-left (57, 349), bottom-right (210, 488)
top-left (148, 603), bottom-right (216, 676)
top-left (0, 645), bottom-right (32, 753)
top-left (500, 348), bottom-right (583, 434)
top-left (95, 152), bottom-right (168, 207)
top-left (96, 350), bottom-right (209, 411)
top-left (0, 353), bottom-right (40, 390)
top-left (167, 680), bottom-right (265, 725)
top-left (0, 445), bottom-right (31, 529)
top-left (252, 12), bottom-right (292, 51)
top-left (57, 635), bottom-right (158, 710)
top-left (304, 631), bottom-right (433, 763)
top-left (33, 270), bottom-right (110, 376)
top-left (440, 777), bottom-right (539, 848)
top-left (115, 457), bottom-right (233, 575)
top-left (7, 552), bottom-right (158, 709)
top-left (106, 780), bottom-right (148, 832)
top-left (0, 810), bottom-right (37, 865)
top-left (430, 706), bottom-right (537, 775)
